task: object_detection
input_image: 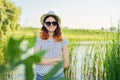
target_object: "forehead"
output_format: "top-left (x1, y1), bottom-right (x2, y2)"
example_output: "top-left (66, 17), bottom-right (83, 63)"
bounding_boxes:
top-left (45, 16), bottom-right (56, 22)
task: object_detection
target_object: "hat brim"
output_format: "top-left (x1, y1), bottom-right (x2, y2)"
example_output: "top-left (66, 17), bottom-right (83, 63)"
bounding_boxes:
top-left (40, 14), bottom-right (61, 25)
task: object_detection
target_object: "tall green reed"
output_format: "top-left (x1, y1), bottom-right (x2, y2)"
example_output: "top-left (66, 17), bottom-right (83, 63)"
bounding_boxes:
top-left (103, 24), bottom-right (120, 80)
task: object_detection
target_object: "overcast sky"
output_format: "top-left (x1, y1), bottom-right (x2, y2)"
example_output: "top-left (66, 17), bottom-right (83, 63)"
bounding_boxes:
top-left (11, 0), bottom-right (120, 29)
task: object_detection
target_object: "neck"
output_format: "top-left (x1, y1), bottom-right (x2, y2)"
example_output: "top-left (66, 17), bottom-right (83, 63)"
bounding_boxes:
top-left (48, 31), bottom-right (54, 38)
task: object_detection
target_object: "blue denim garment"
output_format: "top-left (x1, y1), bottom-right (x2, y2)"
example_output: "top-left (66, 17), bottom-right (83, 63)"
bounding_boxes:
top-left (36, 72), bottom-right (64, 80)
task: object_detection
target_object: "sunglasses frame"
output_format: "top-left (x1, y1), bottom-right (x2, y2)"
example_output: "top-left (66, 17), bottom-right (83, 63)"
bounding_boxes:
top-left (45, 21), bottom-right (57, 26)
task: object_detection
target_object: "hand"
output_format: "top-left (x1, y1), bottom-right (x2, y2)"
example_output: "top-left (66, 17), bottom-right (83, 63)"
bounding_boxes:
top-left (55, 57), bottom-right (63, 62)
top-left (51, 57), bottom-right (63, 65)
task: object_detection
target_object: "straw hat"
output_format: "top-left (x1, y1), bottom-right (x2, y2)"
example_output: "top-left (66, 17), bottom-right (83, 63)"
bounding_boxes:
top-left (40, 11), bottom-right (61, 25)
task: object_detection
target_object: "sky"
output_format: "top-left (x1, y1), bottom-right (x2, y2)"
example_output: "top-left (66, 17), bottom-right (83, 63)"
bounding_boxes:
top-left (11, 0), bottom-right (120, 29)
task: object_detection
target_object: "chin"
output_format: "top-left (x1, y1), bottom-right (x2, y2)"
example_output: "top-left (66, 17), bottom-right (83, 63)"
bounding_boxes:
top-left (49, 29), bottom-right (56, 32)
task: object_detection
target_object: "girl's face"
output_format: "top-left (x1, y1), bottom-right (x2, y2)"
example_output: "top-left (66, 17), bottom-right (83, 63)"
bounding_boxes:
top-left (44, 16), bottom-right (57, 32)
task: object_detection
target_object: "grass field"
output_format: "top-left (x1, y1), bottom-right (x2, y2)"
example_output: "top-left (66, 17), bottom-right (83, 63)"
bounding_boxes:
top-left (22, 27), bottom-right (118, 41)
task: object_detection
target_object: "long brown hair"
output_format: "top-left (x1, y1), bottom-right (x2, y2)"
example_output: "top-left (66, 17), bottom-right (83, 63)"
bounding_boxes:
top-left (40, 15), bottom-right (63, 42)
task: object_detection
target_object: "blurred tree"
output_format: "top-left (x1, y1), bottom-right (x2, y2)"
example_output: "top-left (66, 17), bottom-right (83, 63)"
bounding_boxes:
top-left (0, 0), bottom-right (21, 64)
top-left (0, 0), bottom-right (21, 33)
top-left (109, 26), bottom-right (117, 31)
top-left (101, 27), bottom-right (104, 30)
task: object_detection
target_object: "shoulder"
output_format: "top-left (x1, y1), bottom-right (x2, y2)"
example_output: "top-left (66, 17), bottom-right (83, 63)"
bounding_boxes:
top-left (35, 35), bottom-right (44, 44)
top-left (36, 33), bottom-right (43, 41)
top-left (63, 38), bottom-right (69, 42)
top-left (62, 37), bottom-right (69, 42)
top-left (61, 38), bottom-right (69, 46)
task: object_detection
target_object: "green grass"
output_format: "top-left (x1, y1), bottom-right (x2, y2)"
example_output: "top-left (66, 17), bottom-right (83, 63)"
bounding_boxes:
top-left (22, 27), bottom-right (118, 41)
top-left (103, 28), bottom-right (120, 80)
top-left (62, 28), bottom-right (117, 41)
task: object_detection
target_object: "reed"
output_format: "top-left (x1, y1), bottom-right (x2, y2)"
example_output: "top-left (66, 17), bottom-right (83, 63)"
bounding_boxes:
top-left (103, 24), bottom-right (120, 80)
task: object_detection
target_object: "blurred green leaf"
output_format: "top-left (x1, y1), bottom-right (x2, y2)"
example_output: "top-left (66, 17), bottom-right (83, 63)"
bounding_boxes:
top-left (5, 36), bottom-right (24, 65)
top-left (0, 65), bottom-right (6, 74)
top-left (27, 35), bottom-right (36, 48)
top-left (0, 35), bottom-right (46, 80)
top-left (23, 50), bottom-right (46, 80)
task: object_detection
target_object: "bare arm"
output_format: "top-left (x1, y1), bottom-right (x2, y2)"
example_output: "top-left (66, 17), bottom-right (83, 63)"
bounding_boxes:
top-left (34, 46), bottom-right (62, 65)
top-left (40, 57), bottom-right (62, 65)
top-left (63, 45), bottom-right (69, 68)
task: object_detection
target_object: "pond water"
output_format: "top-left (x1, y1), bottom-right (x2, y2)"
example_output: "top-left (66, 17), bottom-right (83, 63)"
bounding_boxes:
top-left (69, 41), bottom-right (106, 80)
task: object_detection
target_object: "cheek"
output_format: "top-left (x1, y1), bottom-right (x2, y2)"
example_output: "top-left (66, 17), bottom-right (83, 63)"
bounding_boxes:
top-left (45, 26), bottom-right (49, 30)
top-left (52, 26), bottom-right (57, 30)
top-left (53, 26), bottom-right (57, 28)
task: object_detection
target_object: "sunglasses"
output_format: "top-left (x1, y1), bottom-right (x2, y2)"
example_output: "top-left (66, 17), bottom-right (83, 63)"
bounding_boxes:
top-left (45, 21), bottom-right (57, 26)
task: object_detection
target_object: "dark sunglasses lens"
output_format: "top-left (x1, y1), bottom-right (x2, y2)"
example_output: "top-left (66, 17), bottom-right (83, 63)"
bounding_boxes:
top-left (45, 21), bottom-right (57, 26)
top-left (52, 22), bottom-right (57, 26)
top-left (45, 22), bottom-right (51, 26)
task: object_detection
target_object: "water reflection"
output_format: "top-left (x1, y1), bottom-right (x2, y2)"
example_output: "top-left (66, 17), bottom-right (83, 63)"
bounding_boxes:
top-left (69, 41), bottom-right (106, 80)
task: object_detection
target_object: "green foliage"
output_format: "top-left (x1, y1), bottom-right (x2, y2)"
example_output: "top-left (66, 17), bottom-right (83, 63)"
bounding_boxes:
top-left (103, 25), bottom-right (120, 80)
top-left (5, 36), bottom-right (24, 65)
top-left (62, 28), bottom-right (117, 41)
top-left (0, 0), bottom-right (21, 31)
top-left (23, 50), bottom-right (46, 80)
top-left (0, 0), bottom-right (21, 64)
